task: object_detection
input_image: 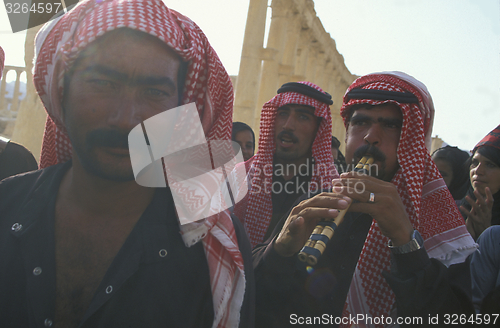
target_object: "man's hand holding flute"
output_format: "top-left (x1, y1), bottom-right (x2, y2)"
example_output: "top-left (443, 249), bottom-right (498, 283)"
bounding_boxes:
top-left (274, 154), bottom-right (414, 259)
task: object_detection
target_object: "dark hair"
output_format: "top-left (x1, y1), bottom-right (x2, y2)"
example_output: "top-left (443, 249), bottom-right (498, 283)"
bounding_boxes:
top-left (476, 145), bottom-right (500, 168)
top-left (331, 136), bottom-right (341, 149)
top-left (330, 136), bottom-right (347, 173)
top-left (232, 122), bottom-right (255, 150)
top-left (431, 146), bottom-right (470, 200)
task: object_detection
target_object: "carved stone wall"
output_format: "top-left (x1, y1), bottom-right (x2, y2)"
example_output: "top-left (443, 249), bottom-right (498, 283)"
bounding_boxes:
top-left (233, 0), bottom-right (357, 149)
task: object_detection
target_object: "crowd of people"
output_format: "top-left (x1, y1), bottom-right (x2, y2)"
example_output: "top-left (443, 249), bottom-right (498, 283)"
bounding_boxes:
top-left (0, 1), bottom-right (499, 327)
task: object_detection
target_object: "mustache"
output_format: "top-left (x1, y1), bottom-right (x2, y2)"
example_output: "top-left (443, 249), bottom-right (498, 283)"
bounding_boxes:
top-left (86, 129), bottom-right (130, 149)
top-left (276, 131), bottom-right (299, 143)
top-left (353, 144), bottom-right (386, 163)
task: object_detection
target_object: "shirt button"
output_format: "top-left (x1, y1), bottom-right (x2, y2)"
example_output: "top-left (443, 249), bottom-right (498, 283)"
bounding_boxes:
top-left (340, 264), bottom-right (346, 270)
top-left (33, 267), bottom-right (42, 276)
top-left (349, 235), bottom-right (355, 240)
top-left (44, 318), bottom-right (53, 327)
top-left (11, 223), bottom-right (23, 232)
top-left (105, 285), bottom-right (113, 294)
top-left (159, 249), bottom-right (168, 257)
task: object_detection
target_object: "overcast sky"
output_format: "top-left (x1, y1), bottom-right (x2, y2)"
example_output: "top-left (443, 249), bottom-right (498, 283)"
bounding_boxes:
top-left (1, 0), bottom-right (499, 151)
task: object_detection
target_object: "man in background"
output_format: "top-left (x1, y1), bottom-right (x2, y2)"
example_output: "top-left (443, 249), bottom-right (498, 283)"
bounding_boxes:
top-left (234, 81), bottom-right (336, 247)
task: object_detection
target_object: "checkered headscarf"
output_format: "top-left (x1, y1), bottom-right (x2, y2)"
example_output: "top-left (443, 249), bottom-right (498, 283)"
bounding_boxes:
top-left (33, 1), bottom-right (244, 327)
top-left (234, 81), bottom-right (337, 247)
top-left (473, 124), bottom-right (500, 153)
top-left (340, 72), bottom-right (476, 327)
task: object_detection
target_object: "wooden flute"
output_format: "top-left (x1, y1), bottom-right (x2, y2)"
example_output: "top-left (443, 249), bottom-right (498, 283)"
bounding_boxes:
top-left (297, 155), bottom-right (374, 266)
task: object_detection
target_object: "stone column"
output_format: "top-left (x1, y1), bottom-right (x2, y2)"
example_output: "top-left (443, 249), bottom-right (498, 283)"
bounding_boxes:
top-left (233, 0), bottom-right (269, 127)
top-left (277, 12), bottom-right (301, 86)
top-left (11, 25), bottom-right (47, 162)
top-left (10, 69), bottom-right (23, 113)
top-left (304, 46), bottom-right (317, 82)
top-left (254, 0), bottom-right (289, 129)
top-left (317, 57), bottom-right (333, 92)
top-left (291, 30), bottom-right (311, 82)
top-left (313, 51), bottom-right (326, 86)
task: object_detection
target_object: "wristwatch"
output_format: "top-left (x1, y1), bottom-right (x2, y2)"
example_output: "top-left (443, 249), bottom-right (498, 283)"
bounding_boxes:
top-left (388, 230), bottom-right (424, 254)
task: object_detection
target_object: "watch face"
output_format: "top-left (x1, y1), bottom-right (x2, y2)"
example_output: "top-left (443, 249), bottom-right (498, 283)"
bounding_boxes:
top-left (389, 230), bottom-right (423, 254)
top-left (413, 230), bottom-right (424, 247)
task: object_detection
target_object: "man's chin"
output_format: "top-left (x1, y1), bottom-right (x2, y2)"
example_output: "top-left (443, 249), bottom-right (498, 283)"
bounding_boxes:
top-left (78, 154), bottom-right (136, 182)
top-left (86, 165), bottom-right (136, 182)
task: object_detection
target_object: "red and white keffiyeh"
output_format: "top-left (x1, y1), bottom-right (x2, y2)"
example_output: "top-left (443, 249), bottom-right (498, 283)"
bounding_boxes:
top-left (33, 1), bottom-right (244, 327)
top-left (234, 81), bottom-right (338, 247)
top-left (340, 72), bottom-right (476, 327)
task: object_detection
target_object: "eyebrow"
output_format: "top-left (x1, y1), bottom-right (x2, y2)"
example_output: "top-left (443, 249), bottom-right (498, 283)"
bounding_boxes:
top-left (277, 106), bottom-right (316, 116)
top-left (83, 64), bottom-right (177, 90)
top-left (351, 113), bottom-right (402, 126)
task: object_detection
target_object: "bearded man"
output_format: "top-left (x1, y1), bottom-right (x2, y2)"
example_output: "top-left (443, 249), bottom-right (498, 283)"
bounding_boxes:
top-left (0, 1), bottom-right (253, 327)
top-left (253, 72), bottom-right (477, 327)
top-left (233, 81), bottom-right (336, 247)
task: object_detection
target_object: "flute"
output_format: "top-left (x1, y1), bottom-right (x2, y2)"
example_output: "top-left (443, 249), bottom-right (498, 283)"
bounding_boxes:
top-left (297, 155), bottom-right (374, 266)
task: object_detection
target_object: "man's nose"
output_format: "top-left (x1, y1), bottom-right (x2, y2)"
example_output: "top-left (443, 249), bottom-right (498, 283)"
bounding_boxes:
top-left (363, 124), bottom-right (382, 146)
top-left (282, 115), bottom-right (296, 131)
top-left (107, 91), bottom-right (143, 130)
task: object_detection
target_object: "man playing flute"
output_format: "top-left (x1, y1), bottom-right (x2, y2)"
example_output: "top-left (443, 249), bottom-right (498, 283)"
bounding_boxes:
top-left (234, 81), bottom-right (337, 248)
top-left (0, 1), bottom-right (254, 327)
top-left (253, 72), bottom-right (477, 327)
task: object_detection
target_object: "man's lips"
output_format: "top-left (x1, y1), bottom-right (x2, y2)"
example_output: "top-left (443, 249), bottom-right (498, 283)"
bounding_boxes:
top-left (101, 146), bottom-right (130, 156)
top-left (278, 138), bottom-right (296, 148)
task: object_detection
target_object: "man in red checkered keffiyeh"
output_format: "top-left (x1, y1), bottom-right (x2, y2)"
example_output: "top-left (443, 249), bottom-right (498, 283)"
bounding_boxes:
top-left (0, 1), bottom-right (253, 327)
top-left (253, 72), bottom-right (477, 327)
top-left (233, 81), bottom-right (337, 247)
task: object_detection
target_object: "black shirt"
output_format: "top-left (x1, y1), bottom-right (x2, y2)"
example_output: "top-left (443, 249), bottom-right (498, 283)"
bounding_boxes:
top-left (265, 159), bottom-right (313, 241)
top-left (0, 162), bottom-right (255, 328)
top-left (253, 191), bottom-right (474, 327)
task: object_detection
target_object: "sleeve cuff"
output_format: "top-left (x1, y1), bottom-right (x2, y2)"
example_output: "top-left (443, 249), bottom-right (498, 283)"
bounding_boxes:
top-left (391, 247), bottom-right (431, 278)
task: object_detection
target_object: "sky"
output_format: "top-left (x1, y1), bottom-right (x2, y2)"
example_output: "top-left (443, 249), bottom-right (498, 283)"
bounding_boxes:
top-left (0, 0), bottom-right (499, 151)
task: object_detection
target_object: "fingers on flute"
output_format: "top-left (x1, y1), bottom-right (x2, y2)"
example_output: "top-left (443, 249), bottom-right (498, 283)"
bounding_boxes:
top-left (298, 193), bottom-right (351, 211)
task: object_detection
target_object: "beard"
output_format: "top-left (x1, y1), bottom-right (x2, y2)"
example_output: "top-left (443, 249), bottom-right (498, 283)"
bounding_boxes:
top-left (68, 127), bottom-right (136, 182)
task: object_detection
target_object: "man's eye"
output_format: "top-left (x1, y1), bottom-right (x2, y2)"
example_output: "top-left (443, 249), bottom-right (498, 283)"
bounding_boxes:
top-left (386, 123), bottom-right (400, 129)
top-left (353, 120), bottom-right (367, 126)
top-left (145, 89), bottom-right (169, 97)
top-left (299, 115), bottom-right (310, 121)
top-left (471, 160), bottom-right (479, 168)
top-left (486, 162), bottom-right (498, 168)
